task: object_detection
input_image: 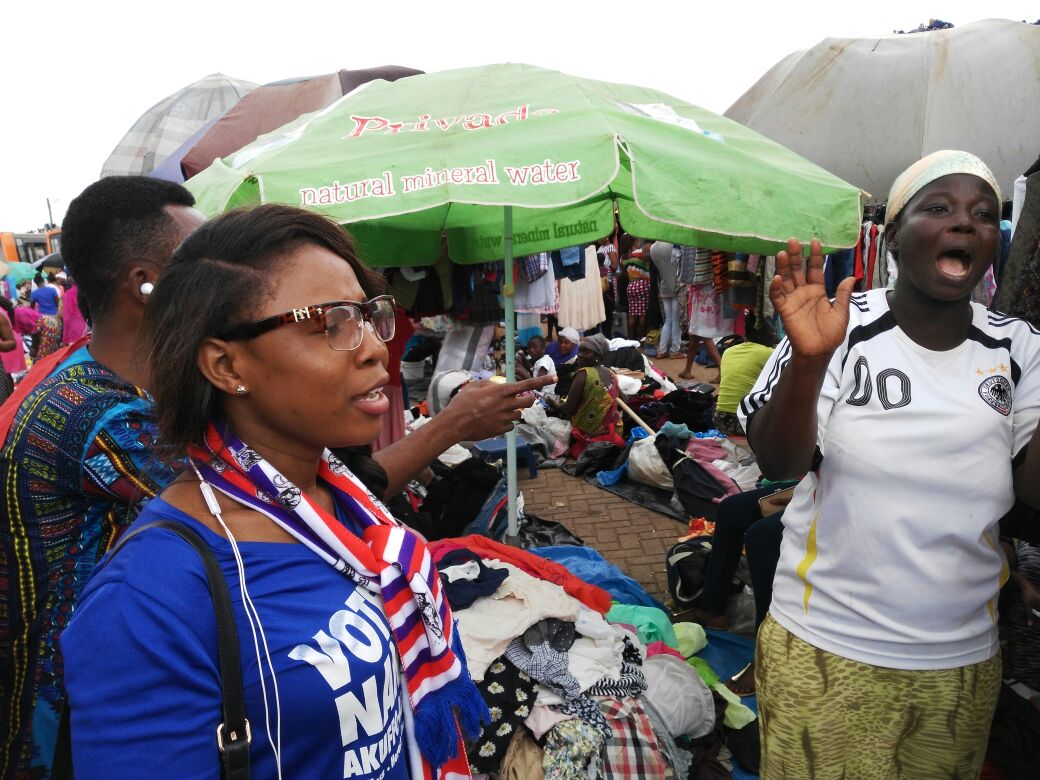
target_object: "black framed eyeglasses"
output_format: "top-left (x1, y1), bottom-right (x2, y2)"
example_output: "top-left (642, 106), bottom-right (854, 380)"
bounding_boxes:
top-left (219, 295), bottom-right (396, 351)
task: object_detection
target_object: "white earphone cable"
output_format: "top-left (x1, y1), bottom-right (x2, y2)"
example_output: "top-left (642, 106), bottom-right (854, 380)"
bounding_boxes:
top-left (192, 465), bottom-right (283, 779)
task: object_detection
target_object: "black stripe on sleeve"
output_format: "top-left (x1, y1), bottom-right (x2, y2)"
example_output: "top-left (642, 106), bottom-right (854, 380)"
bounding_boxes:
top-left (740, 339), bottom-right (793, 418)
top-left (850, 293), bottom-right (870, 312)
top-left (987, 313), bottom-right (1040, 337)
top-left (840, 311), bottom-right (898, 372)
top-left (966, 326), bottom-right (1021, 385)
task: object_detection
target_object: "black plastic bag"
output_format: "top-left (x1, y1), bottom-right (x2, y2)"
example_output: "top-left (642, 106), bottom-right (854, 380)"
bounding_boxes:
top-left (514, 513), bottom-right (585, 548)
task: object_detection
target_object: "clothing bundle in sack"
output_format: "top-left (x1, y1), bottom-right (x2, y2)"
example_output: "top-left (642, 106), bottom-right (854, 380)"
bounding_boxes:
top-left (654, 426), bottom-right (694, 472)
top-left (627, 434), bottom-right (674, 491)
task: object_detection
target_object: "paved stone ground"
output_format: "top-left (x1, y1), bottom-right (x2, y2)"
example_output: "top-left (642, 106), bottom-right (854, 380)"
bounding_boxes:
top-left (521, 467), bottom-right (686, 607)
top-left (520, 354), bottom-right (720, 610)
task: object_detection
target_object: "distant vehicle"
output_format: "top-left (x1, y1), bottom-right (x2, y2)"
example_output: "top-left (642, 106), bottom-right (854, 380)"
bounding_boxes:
top-left (0, 229), bottom-right (61, 266)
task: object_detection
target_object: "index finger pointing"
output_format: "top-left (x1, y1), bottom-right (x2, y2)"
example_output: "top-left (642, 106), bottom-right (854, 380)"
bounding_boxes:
top-left (501, 373), bottom-right (558, 395)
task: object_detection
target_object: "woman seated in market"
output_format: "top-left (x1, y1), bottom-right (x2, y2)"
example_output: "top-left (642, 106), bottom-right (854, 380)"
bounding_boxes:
top-left (61, 205), bottom-right (488, 778)
top-left (545, 326), bottom-right (580, 368)
top-left (548, 333), bottom-right (626, 457)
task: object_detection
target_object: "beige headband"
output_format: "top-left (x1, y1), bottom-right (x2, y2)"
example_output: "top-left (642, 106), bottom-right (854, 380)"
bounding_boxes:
top-left (886, 150), bottom-right (1001, 226)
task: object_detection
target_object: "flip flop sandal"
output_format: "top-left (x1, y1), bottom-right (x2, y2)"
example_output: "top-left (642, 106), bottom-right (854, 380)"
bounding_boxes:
top-left (727, 662), bottom-right (756, 697)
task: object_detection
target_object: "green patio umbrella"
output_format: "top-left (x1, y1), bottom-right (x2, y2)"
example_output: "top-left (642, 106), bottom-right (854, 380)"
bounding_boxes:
top-left (186, 62), bottom-right (864, 534)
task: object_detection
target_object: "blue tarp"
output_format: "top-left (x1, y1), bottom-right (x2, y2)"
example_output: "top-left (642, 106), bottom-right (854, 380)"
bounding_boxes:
top-left (529, 545), bottom-right (666, 611)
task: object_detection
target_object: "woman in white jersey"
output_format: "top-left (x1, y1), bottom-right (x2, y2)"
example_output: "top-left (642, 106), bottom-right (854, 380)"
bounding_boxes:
top-left (739, 151), bottom-right (1040, 777)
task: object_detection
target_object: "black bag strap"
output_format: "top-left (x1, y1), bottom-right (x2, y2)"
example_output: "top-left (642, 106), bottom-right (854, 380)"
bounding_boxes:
top-left (56, 520), bottom-right (251, 779)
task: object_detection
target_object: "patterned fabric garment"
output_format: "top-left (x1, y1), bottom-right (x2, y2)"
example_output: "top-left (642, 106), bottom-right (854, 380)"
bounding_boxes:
top-left (504, 637), bottom-right (580, 700)
top-left (756, 614), bottom-right (1002, 780)
top-left (598, 696), bottom-right (670, 780)
top-left (621, 635), bottom-right (644, 665)
top-left (542, 718), bottom-right (605, 780)
top-left (677, 283), bottom-right (691, 333)
top-left (505, 632), bottom-right (613, 739)
top-left (710, 251), bottom-right (729, 295)
top-left (572, 366), bottom-right (621, 437)
top-left (623, 256), bottom-right (651, 283)
top-left (687, 283), bottom-right (734, 340)
top-left (626, 278), bottom-right (651, 317)
top-left (518, 253), bottom-right (550, 284)
top-left (555, 694), bottom-right (613, 740)
top-left (585, 661), bottom-right (647, 698)
top-left (675, 245), bottom-right (696, 284)
top-left (0, 346), bottom-right (179, 779)
top-left (712, 410), bottom-right (743, 438)
top-left (468, 657), bottom-right (537, 775)
top-left (35, 315), bottom-right (63, 359)
top-left (692, 248), bottom-right (714, 284)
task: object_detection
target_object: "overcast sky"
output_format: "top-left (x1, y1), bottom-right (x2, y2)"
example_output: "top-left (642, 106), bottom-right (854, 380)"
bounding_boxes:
top-left (1, 1), bottom-right (1036, 231)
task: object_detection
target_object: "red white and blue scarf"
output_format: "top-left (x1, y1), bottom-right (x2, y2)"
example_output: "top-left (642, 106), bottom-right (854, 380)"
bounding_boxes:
top-left (189, 422), bottom-right (487, 778)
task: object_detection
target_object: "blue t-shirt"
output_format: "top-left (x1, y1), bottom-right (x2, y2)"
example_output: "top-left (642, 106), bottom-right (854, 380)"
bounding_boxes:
top-left (30, 285), bottom-right (59, 315)
top-left (61, 498), bottom-right (411, 779)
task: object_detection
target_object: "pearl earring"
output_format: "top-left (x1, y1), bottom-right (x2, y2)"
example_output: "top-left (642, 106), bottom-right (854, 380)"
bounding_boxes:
top-left (235, 385), bottom-right (248, 396)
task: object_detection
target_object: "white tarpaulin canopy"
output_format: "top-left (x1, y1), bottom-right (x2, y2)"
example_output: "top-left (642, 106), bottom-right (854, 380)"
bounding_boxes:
top-left (725, 19), bottom-right (1040, 201)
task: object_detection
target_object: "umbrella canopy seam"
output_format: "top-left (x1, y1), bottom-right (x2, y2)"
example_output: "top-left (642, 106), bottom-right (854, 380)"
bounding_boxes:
top-left (622, 138), bottom-right (863, 249)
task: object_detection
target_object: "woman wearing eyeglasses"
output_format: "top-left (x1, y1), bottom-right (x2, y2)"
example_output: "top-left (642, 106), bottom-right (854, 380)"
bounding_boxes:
top-left (61, 206), bottom-right (489, 779)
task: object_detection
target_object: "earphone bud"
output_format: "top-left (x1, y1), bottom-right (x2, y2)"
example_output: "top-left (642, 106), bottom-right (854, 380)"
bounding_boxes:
top-left (139, 282), bottom-right (155, 296)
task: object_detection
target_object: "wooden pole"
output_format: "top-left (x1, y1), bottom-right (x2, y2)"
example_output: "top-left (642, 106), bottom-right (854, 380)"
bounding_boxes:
top-left (615, 395), bottom-right (652, 434)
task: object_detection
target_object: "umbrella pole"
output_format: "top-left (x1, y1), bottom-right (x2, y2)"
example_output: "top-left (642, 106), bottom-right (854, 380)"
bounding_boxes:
top-left (504, 206), bottom-right (519, 538)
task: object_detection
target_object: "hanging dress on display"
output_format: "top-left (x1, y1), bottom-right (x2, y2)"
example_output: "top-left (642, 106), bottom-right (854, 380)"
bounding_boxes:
top-left (557, 246), bottom-right (606, 330)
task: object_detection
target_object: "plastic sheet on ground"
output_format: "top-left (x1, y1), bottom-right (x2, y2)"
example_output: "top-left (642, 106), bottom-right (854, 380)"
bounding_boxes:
top-left (585, 475), bottom-right (687, 521)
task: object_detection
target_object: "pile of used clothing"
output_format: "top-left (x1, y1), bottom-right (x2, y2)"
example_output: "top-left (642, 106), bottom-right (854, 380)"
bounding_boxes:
top-left (577, 418), bottom-right (761, 524)
top-left (430, 535), bottom-right (760, 779)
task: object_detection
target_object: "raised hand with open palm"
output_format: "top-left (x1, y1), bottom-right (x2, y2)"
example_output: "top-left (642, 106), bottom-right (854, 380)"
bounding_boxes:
top-left (770, 238), bottom-right (856, 359)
